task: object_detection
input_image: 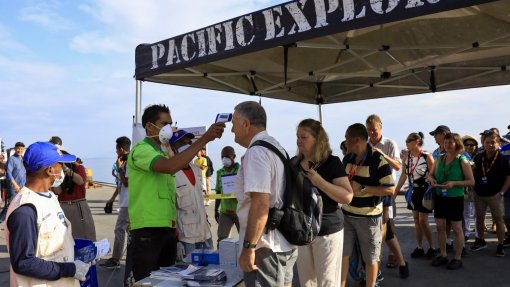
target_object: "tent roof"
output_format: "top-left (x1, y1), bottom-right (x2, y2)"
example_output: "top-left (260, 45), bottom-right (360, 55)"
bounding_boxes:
top-left (135, 0), bottom-right (510, 105)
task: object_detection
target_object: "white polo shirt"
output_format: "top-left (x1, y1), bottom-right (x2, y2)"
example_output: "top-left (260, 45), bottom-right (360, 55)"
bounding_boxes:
top-left (235, 130), bottom-right (294, 253)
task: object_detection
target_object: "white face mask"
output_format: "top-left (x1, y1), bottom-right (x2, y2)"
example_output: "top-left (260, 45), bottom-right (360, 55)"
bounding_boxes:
top-left (177, 144), bottom-right (191, 154)
top-left (158, 124), bottom-right (174, 143)
top-left (50, 169), bottom-right (65, 188)
top-left (222, 157), bottom-right (233, 167)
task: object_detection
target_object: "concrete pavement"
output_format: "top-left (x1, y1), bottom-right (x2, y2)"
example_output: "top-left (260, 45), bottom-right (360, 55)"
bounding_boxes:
top-left (0, 185), bottom-right (509, 286)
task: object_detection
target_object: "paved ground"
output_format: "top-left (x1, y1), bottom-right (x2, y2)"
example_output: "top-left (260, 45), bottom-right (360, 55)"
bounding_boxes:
top-left (1, 185), bottom-right (509, 286)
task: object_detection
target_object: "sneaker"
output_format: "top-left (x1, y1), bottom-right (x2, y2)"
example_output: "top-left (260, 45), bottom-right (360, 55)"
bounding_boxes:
top-left (425, 248), bottom-right (437, 259)
top-left (496, 244), bottom-right (505, 257)
top-left (446, 259), bottom-right (463, 270)
top-left (410, 247), bottom-right (425, 258)
top-left (398, 262), bottom-right (409, 279)
top-left (431, 256), bottom-right (448, 267)
top-left (503, 237), bottom-right (510, 248)
top-left (470, 238), bottom-right (487, 251)
top-left (99, 258), bottom-right (120, 269)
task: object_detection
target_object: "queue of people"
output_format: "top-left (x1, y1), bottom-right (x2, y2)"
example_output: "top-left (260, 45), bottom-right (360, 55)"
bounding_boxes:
top-left (2, 100), bottom-right (510, 287)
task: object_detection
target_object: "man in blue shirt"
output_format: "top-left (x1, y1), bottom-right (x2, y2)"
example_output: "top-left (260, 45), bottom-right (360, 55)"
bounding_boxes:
top-left (0, 142), bottom-right (27, 223)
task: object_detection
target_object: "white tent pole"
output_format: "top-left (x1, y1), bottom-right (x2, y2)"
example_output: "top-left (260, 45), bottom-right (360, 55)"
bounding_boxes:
top-left (318, 104), bottom-right (323, 123)
top-left (135, 80), bottom-right (140, 124)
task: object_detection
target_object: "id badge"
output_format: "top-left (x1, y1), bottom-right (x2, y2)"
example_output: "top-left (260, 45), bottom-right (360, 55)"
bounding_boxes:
top-left (442, 188), bottom-right (448, 197)
top-left (481, 176), bottom-right (488, 185)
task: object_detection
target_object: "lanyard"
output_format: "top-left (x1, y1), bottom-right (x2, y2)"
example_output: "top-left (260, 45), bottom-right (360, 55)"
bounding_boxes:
top-left (482, 150), bottom-right (499, 177)
top-left (407, 150), bottom-right (423, 178)
top-left (348, 153), bottom-right (366, 180)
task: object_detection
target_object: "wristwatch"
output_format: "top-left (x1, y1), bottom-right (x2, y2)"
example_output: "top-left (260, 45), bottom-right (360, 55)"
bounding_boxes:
top-left (243, 241), bottom-right (257, 249)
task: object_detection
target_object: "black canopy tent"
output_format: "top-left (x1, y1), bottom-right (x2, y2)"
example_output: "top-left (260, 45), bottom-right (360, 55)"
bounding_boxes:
top-left (134, 0), bottom-right (510, 122)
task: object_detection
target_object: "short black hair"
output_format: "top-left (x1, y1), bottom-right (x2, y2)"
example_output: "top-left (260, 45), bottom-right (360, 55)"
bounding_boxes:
top-left (142, 104), bottom-right (170, 128)
top-left (49, 136), bottom-right (62, 145)
top-left (116, 136), bottom-right (131, 151)
top-left (346, 123), bottom-right (368, 141)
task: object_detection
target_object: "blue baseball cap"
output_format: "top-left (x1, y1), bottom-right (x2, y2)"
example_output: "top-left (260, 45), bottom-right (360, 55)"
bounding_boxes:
top-left (169, 130), bottom-right (195, 145)
top-left (24, 142), bottom-right (77, 172)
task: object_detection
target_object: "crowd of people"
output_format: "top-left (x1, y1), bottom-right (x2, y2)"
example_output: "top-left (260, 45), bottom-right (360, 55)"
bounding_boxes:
top-left (1, 100), bottom-right (509, 287)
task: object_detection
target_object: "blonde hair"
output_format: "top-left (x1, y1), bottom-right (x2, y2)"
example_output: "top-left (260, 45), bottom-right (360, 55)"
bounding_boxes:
top-left (296, 119), bottom-right (331, 163)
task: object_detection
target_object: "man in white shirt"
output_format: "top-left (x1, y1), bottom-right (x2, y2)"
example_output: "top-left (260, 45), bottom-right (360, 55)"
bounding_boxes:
top-left (232, 101), bottom-right (297, 287)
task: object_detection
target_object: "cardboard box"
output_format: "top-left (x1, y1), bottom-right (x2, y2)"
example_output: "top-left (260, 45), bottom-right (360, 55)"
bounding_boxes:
top-left (191, 249), bottom-right (220, 265)
top-left (219, 238), bottom-right (239, 266)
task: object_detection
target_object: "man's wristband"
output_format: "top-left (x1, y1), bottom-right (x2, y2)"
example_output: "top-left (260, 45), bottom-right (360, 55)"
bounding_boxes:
top-left (243, 241), bottom-right (257, 249)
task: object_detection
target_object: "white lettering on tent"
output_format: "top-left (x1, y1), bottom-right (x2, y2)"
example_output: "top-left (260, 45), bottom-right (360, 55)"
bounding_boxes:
top-left (150, 43), bottom-right (165, 69)
top-left (196, 29), bottom-right (207, 57)
top-left (222, 21), bottom-right (235, 51)
top-left (371, 0), bottom-right (399, 14)
top-left (332, 0), bottom-right (366, 22)
top-left (313, 0), bottom-right (328, 28)
top-left (262, 7), bottom-right (285, 40)
top-left (166, 39), bottom-right (181, 65)
top-left (181, 33), bottom-right (196, 61)
top-left (405, 0), bottom-right (440, 8)
top-left (206, 25), bottom-right (223, 55)
top-left (285, 1), bottom-right (312, 35)
top-left (236, 15), bottom-right (255, 46)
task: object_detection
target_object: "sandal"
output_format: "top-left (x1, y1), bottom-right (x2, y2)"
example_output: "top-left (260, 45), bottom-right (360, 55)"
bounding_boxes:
top-left (386, 254), bottom-right (397, 268)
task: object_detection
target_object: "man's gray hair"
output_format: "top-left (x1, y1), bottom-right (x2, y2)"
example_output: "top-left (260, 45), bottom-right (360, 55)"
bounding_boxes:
top-left (234, 101), bottom-right (266, 128)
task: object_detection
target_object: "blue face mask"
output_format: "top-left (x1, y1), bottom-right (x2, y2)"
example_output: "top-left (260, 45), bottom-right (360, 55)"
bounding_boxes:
top-left (50, 169), bottom-right (65, 188)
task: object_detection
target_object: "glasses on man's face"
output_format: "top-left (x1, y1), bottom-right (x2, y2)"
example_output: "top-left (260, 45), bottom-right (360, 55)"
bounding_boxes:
top-left (405, 139), bottom-right (416, 144)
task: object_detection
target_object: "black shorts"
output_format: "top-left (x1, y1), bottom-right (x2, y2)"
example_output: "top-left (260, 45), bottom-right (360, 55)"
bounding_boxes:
top-left (407, 186), bottom-right (432, 214)
top-left (433, 195), bottom-right (464, 221)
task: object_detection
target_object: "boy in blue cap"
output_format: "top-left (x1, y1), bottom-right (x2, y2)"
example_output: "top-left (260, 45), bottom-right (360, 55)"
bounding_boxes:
top-left (5, 142), bottom-right (89, 287)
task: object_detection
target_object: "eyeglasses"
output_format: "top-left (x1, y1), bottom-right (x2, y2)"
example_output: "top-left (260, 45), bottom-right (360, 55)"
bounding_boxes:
top-left (405, 139), bottom-right (416, 144)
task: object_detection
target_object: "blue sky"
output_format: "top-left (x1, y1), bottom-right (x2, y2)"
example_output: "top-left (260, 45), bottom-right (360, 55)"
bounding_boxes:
top-left (0, 0), bottom-right (508, 163)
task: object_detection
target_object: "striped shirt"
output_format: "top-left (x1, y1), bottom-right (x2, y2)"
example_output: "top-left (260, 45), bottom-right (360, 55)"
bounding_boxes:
top-left (342, 144), bottom-right (395, 217)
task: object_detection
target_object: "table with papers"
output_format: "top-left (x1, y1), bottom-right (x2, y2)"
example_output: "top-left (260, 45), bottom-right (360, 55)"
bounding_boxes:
top-left (133, 264), bottom-right (243, 287)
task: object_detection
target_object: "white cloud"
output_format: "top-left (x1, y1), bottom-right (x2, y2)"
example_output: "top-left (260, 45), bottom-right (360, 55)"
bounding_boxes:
top-left (18, 0), bottom-right (74, 31)
top-left (0, 24), bottom-right (32, 54)
top-left (70, 31), bottom-right (127, 53)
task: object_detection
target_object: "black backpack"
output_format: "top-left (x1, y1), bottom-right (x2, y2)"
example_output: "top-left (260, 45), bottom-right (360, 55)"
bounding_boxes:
top-left (250, 140), bottom-right (323, 246)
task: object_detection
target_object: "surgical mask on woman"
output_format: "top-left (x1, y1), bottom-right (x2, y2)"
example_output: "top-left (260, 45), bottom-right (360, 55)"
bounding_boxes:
top-left (222, 157), bottom-right (233, 167)
top-left (51, 169), bottom-right (65, 188)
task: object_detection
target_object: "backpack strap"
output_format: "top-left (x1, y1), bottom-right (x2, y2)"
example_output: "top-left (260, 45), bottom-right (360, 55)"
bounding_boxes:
top-left (250, 140), bottom-right (290, 162)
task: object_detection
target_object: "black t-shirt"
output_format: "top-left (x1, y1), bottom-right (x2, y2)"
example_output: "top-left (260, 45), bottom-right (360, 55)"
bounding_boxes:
top-left (300, 155), bottom-right (347, 236)
top-left (473, 151), bottom-right (510, 196)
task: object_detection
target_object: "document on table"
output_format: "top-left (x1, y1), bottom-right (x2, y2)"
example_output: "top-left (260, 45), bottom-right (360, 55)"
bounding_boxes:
top-left (220, 174), bottom-right (237, 194)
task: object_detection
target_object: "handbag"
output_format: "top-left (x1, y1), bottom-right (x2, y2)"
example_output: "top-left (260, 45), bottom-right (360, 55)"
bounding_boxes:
top-left (422, 185), bottom-right (435, 211)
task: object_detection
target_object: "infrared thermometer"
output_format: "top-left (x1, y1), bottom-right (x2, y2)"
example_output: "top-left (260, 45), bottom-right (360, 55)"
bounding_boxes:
top-left (215, 113), bottom-right (232, 123)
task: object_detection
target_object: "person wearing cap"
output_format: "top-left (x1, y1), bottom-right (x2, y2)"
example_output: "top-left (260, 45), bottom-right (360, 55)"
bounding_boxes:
top-left (52, 144), bottom-right (96, 241)
top-left (0, 142), bottom-right (27, 223)
top-left (127, 104), bottom-right (224, 281)
top-left (5, 142), bottom-right (90, 286)
top-left (429, 125), bottom-right (451, 160)
top-left (170, 130), bottom-right (213, 256)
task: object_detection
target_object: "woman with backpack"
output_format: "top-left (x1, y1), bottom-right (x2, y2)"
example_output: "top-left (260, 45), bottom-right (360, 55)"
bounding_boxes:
top-left (294, 119), bottom-right (353, 287)
top-left (395, 132), bottom-right (437, 259)
top-left (428, 133), bottom-right (474, 270)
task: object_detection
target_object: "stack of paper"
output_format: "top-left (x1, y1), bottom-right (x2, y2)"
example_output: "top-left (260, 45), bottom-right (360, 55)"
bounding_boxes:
top-left (182, 267), bottom-right (227, 286)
